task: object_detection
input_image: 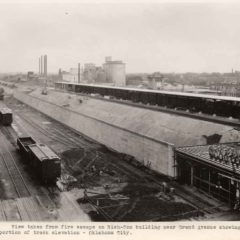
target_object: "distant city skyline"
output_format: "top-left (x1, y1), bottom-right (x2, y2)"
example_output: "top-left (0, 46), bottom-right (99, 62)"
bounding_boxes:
top-left (1, 2), bottom-right (240, 73)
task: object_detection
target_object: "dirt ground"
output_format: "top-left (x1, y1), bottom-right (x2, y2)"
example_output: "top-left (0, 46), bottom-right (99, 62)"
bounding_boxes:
top-left (59, 145), bottom-right (201, 221)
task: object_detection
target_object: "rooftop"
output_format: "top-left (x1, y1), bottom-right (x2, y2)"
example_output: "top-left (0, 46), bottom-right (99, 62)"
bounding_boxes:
top-left (1, 108), bottom-right (12, 114)
top-left (176, 143), bottom-right (240, 175)
top-left (56, 81), bottom-right (240, 102)
top-left (29, 143), bottom-right (60, 161)
top-left (104, 60), bottom-right (124, 64)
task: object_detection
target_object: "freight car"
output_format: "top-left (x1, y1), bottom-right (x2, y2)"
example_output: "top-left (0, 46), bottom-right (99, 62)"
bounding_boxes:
top-left (0, 108), bottom-right (13, 125)
top-left (17, 137), bottom-right (36, 162)
top-left (55, 82), bottom-right (240, 119)
top-left (28, 143), bottom-right (61, 184)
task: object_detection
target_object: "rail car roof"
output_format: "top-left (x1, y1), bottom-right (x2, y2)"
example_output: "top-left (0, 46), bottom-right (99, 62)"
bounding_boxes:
top-left (17, 137), bottom-right (36, 145)
top-left (28, 143), bottom-right (60, 161)
top-left (56, 81), bottom-right (240, 103)
top-left (0, 108), bottom-right (12, 114)
top-left (176, 143), bottom-right (240, 175)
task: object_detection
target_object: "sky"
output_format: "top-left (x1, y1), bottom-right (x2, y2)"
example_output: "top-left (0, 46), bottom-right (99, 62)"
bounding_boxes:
top-left (0, 1), bottom-right (240, 73)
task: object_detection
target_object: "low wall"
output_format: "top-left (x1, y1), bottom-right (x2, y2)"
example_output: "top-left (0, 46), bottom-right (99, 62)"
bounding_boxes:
top-left (14, 91), bottom-right (175, 177)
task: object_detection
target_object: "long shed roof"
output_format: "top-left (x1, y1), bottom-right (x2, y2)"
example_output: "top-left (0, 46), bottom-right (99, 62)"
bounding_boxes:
top-left (56, 81), bottom-right (240, 102)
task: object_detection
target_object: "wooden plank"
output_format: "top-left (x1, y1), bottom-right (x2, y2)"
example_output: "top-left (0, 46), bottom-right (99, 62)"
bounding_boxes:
top-left (21, 197), bottom-right (42, 221)
top-left (0, 201), bottom-right (6, 221)
top-left (16, 198), bottom-right (30, 221)
top-left (2, 199), bottom-right (21, 221)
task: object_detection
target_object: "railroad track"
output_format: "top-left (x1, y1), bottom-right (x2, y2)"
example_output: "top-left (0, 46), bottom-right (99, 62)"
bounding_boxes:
top-left (15, 112), bottom-right (79, 148)
top-left (47, 125), bottom-right (96, 149)
top-left (16, 103), bottom-right (99, 149)
top-left (1, 126), bottom-right (18, 148)
top-left (0, 131), bottom-right (31, 198)
top-left (169, 182), bottom-right (224, 215)
top-left (17, 110), bottom-right (97, 150)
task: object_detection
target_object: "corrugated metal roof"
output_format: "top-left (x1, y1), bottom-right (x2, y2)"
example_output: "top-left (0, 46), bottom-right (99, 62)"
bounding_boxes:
top-left (176, 144), bottom-right (240, 175)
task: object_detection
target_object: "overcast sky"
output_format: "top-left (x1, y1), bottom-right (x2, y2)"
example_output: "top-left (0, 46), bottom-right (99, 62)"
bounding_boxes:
top-left (0, 2), bottom-right (240, 73)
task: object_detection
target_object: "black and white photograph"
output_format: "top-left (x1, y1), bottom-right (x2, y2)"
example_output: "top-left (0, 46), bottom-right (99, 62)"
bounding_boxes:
top-left (0, 0), bottom-right (240, 226)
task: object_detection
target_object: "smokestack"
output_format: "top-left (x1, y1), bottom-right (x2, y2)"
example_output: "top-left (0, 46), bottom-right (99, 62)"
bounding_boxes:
top-left (40, 57), bottom-right (41, 75)
top-left (44, 55), bottom-right (47, 77)
top-left (39, 57), bottom-right (41, 75)
top-left (41, 56), bottom-right (44, 76)
top-left (78, 63), bottom-right (80, 83)
top-left (58, 68), bottom-right (62, 80)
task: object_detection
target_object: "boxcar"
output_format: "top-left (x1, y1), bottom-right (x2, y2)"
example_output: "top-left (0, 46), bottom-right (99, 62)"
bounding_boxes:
top-left (17, 137), bottom-right (36, 161)
top-left (28, 143), bottom-right (61, 183)
top-left (0, 108), bottom-right (13, 125)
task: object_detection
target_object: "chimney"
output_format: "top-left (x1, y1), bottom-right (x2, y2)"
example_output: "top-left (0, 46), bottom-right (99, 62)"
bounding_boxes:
top-left (44, 55), bottom-right (47, 77)
top-left (39, 57), bottom-right (41, 75)
top-left (78, 63), bottom-right (80, 83)
top-left (41, 56), bottom-right (44, 75)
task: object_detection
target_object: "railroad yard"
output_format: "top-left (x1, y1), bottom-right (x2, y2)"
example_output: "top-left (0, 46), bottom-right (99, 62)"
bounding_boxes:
top-left (0, 87), bottom-right (236, 221)
top-left (2, 1), bottom-right (240, 227)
